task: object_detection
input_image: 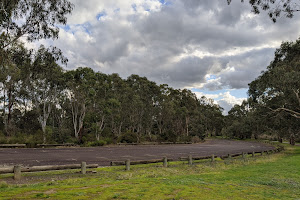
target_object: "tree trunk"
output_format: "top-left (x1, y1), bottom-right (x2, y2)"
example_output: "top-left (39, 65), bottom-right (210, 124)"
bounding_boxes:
top-left (290, 133), bottom-right (295, 146)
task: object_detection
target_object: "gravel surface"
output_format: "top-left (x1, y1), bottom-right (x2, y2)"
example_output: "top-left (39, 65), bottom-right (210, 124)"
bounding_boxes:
top-left (0, 139), bottom-right (275, 167)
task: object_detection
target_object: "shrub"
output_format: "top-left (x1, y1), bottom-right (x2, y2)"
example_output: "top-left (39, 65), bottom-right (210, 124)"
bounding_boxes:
top-left (178, 135), bottom-right (192, 143)
top-left (143, 134), bottom-right (158, 142)
top-left (118, 132), bottom-right (138, 143)
top-left (0, 137), bottom-right (7, 144)
top-left (104, 137), bottom-right (113, 144)
top-left (158, 131), bottom-right (177, 143)
top-left (91, 140), bottom-right (107, 146)
top-left (191, 136), bottom-right (201, 143)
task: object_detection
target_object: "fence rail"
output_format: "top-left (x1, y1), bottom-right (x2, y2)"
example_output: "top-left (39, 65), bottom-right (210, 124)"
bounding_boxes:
top-left (0, 144), bottom-right (26, 148)
top-left (0, 141), bottom-right (284, 180)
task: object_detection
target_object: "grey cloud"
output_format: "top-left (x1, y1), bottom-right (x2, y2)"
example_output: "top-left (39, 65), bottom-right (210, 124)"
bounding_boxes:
top-left (201, 48), bottom-right (275, 90)
top-left (48, 0), bottom-right (300, 92)
top-left (152, 56), bottom-right (212, 88)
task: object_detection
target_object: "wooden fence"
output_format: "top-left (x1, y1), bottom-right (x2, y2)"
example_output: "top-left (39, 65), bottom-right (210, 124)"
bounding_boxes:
top-left (0, 144), bottom-right (284, 180)
top-left (111, 146), bottom-right (284, 171)
top-left (0, 143), bottom-right (76, 148)
top-left (0, 163), bottom-right (98, 180)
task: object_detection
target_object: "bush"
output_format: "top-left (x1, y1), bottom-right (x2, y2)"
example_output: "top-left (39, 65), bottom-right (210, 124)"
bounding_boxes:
top-left (104, 137), bottom-right (113, 144)
top-left (191, 136), bottom-right (201, 143)
top-left (0, 137), bottom-right (7, 144)
top-left (178, 135), bottom-right (192, 143)
top-left (158, 131), bottom-right (177, 143)
top-left (91, 140), bottom-right (107, 146)
top-left (118, 132), bottom-right (138, 143)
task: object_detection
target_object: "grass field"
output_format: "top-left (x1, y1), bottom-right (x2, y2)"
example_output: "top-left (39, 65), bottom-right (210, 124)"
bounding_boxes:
top-left (0, 144), bottom-right (299, 200)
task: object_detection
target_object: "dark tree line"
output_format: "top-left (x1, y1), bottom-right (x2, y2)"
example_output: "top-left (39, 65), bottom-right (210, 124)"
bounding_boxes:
top-left (0, 44), bottom-right (224, 145)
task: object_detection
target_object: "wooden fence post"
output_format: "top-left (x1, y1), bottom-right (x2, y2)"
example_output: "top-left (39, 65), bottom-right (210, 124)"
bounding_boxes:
top-left (242, 152), bottom-right (246, 159)
top-left (14, 165), bottom-right (21, 180)
top-left (252, 152), bottom-right (255, 157)
top-left (125, 159), bottom-right (130, 171)
top-left (188, 155), bottom-right (193, 166)
top-left (163, 157), bottom-right (168, 167)
top-left (211, 154), bottom-right (215, 162)
top-left (81, 162), bottom-right (86, 174)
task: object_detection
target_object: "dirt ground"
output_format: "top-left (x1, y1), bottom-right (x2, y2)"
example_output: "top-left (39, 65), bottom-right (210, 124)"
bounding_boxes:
top-left (0, 139), bottom-right (275, 167)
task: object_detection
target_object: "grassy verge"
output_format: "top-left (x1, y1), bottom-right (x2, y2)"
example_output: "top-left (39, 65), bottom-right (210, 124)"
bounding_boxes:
top-left (0, 145), bottom-right (299, 200)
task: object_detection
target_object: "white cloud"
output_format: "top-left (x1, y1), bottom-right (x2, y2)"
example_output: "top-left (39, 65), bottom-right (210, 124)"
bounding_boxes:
top-left (28, 0), bottom-right (300, 112)
top-left (217, 92), bottom-right (246, 114)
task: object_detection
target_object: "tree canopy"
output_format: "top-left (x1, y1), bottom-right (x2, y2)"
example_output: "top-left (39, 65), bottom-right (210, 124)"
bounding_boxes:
top-left (224, 38), bottom-right (300, 144)
top-left (0, 0), bottom-right (74, 49)
top-left (227, 0), bottom-right (300, 22)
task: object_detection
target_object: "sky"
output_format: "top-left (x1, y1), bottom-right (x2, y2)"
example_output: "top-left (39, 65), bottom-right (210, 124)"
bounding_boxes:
top-left (31, 0), bottom-right (300, 114)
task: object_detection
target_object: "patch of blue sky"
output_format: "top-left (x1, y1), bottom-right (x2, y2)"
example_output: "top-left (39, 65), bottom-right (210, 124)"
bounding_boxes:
top-left (228, 88), bottom-right (248, 98)
top-left (58, 24), bottom-right (78, 35)
top-left (132, 4), bottom-right (137, 12)
top-left (61, 25), bottom-right (71, 31)
top-left (191, 88), bottom-right (248, 100)
top-left (159, 0), bottom-right (172, 6)
top-left (73, 22), bottom-right (92, 35)
top-left (96, 11), bottom-right (107, 20)
top-left (206, 75), bottom-right (217, 80)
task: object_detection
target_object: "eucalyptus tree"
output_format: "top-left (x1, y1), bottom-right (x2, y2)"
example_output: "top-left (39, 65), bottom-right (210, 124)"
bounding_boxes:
top-left (180, 89), bottom-right (198, 137)
top-left (64, 67), bottom-right (97, 141)
top-left (244, 38), bottom-right (300, 143)
top-left (154, 84), bottom-right (174, 136)
top-left (197, 96), bottom-right (224, 137)
top-left (0, 0), bottom-right (73, 138)
top-left (126, 75), bottom-right (161, 140)
top-left (106, 73), bottom-right (127, 137)
top-left (0, 42), bottom-right (31, 135)
top-left (84, 72), bottom-right (109, 141)
top-left (0, 0), bottom-right (73, 49)
top-left (227, 0), bottom-right (300, 22)
top-left (28, 45), bottom-right (66, 143)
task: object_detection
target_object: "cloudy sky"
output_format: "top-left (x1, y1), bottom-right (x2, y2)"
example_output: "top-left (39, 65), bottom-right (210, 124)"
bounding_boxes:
top-left (34, 0), bottom-right (300, 113)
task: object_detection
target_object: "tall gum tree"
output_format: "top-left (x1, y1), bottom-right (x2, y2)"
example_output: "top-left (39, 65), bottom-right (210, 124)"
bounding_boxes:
top-left (29, 45), bottom-right (66, 143)
top-left (0, 0), bottom-right (73, 137)
top-left (248, 38), bottom-right (300, 144)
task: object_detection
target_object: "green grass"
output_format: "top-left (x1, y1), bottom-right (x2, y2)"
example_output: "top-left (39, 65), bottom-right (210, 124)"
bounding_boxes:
top-left (0, 145), bottom-right (299, 199)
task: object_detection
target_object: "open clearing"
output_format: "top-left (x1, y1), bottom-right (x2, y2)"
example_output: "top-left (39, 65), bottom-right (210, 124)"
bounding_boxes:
top-left (0, 139), bottom-right (274, 166)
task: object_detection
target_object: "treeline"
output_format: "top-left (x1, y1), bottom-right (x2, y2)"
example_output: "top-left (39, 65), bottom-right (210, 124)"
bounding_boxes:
top-left (0, 44), bottom-right (224, 145)
top-left (223, 38), bottom-right (300, 144)
top-left (1, 0), bottom-right (299, 146)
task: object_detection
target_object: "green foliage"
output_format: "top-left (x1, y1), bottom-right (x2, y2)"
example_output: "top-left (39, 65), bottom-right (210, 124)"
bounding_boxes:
top-left (0, 181), bottom-right (8, 189)
top-left (0, 15), bottom-right (224, 145)
top-left (0, 0), bottom-right (74, 48)
top-left (247, 38), bottom-right (300, 141)
top-left (227, 0), bottom-right (299, 22)
top-left (118, 132), bottom-right (138, 143)
top-left (86, 140), bottom-right (107, 147)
